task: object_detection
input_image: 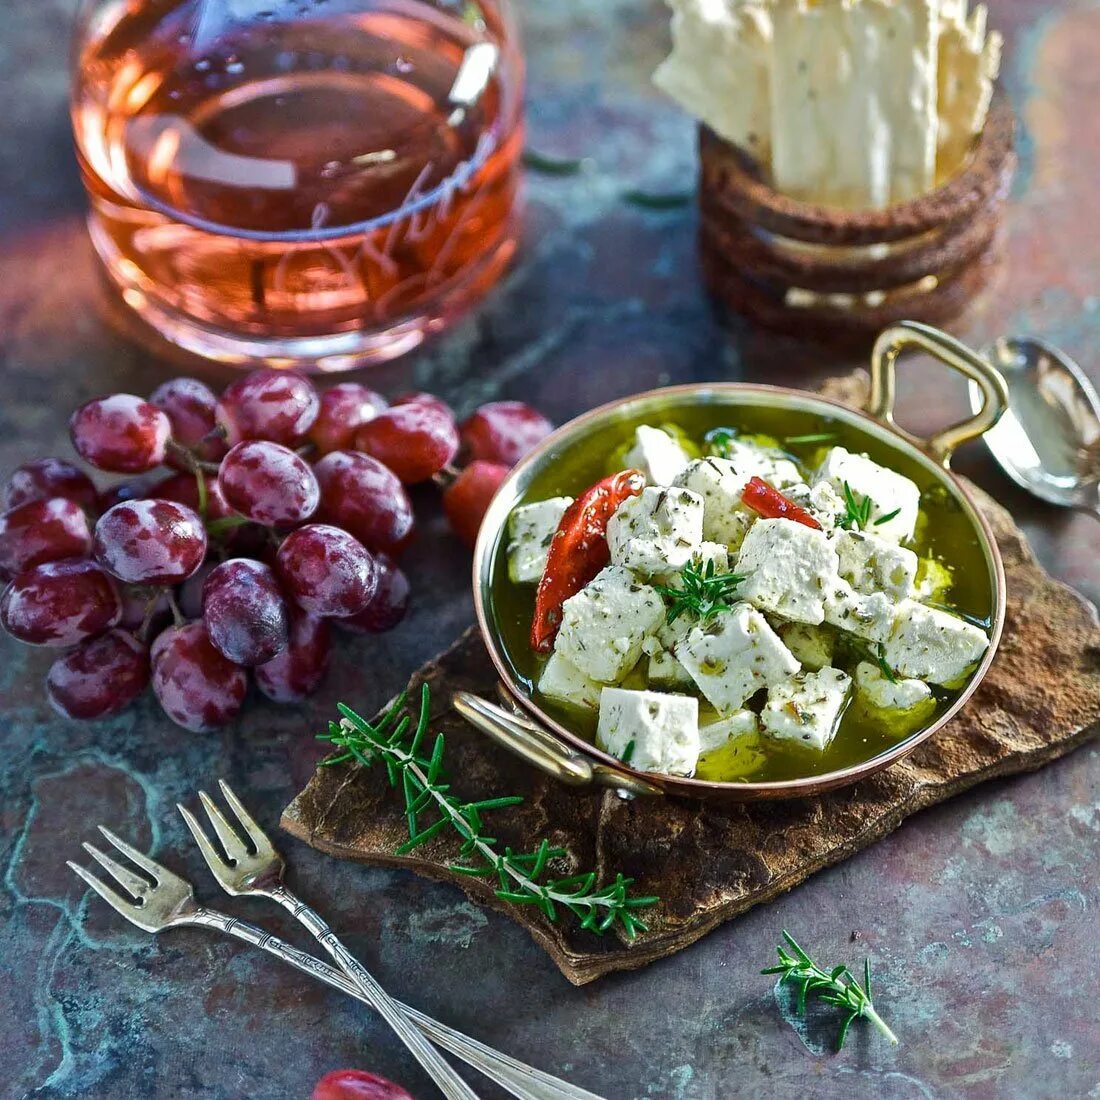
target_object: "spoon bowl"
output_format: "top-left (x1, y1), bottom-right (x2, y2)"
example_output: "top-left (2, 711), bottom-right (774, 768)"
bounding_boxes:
top-left (972, 336), bottom-right (1100, 518)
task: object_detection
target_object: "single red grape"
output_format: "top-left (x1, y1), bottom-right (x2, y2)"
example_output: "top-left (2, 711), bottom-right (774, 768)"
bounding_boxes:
top-left (442, 461), bottom-right (509, 549)
top-left (151, 622), bottom-right (248, 732)
top-left (310, 383), bottom-right (388, 455)
top-left (155, 471), bottom-right (233, 520)
top-left (3, 457), bottom-right (98, 512)
top-left (94, 499), bottom-right (207, 585)
top-left (459, 401), bottom-right (554, 467)
top-left (312, 1070), bottom-right (414, 1100)
top-left (70, 394), bottom-right (171, 473)
top-left (355, 403), bottom-right (459, 484)
top-left (255, 609), bottom-right (331, 703)
top-left (216, 369), bottom-right (319, 446)
top-left (150, 377), bottom-right (228, 467)
top-left (276, 524), bottom-right (378, 617)
top-left (0, 498), bottom-right (93, 578)
top-left (218, 441), bottom-right (320, 526)
top-left (97, 478), bottom-right (152, 514)
top-left (1, 558), bottom-right (121, 646)
top-left (314, 452), bottom-right (414, 556)
top-left (46, 629), bottom-right (150, 720)
top-left (202, 559), bottom-right (289, 666)
top-left (393, 391), bottom-right (454, 418)
top-left (338, 554), bottom-right (409, 634)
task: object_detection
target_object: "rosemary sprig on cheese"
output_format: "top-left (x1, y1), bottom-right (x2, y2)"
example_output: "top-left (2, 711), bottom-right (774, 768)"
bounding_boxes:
top-left (654, 558), bottom-right (747, 625)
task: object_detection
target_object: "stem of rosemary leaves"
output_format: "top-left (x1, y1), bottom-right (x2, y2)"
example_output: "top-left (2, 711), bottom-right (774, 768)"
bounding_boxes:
top-left (654, 558), bottom-right (746, 625)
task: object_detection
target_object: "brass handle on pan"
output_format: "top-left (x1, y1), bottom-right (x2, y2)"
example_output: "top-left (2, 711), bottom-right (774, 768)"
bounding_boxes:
top-left (451, 691), bottom-right (664, 798)
top-left (868, 320), bottom-right (1010, 468)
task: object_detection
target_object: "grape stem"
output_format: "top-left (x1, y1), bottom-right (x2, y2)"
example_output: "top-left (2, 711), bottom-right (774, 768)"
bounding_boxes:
top-left (432, 464), bottom-right (461, 490)
top-left (165, 588), bottom-right (185, 628)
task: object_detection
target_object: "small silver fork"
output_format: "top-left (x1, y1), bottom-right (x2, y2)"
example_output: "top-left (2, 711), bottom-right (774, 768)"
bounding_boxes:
top-left (68, 828), bottom-right (604, 1100)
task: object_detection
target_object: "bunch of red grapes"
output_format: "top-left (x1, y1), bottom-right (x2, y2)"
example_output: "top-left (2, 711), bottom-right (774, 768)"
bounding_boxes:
top-left (0, 370), bottom-right (552, 731)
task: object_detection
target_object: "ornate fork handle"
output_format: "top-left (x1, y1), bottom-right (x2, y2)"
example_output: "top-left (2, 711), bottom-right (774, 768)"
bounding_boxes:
top-left (193, 908), bottom-right (602, 1100)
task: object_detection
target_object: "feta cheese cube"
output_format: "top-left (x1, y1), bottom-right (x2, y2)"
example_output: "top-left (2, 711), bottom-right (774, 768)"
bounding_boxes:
top-left (642, 617), bottom-right (694, 689)
top-left (782, 481), bottom-right (847, 531)
top-left (824, 582), bottom-right (897, 643)
top-left (883, 599), bottom-right (989, 686)
top-left (814, 446), bottom-right (921, 543)
top-left (654, 542), bottom-right (730, 589)
top-left (833, 528), bottom-right (917, 600)
top-left (555, 566), bottom-right (665, 684)
top-left (596, 688), bottom-right (700, 776)
top-left (507, 497), bottom-right (572, 583)
top-left (779, 623), bottom-right (835, 671)
top-left (761, 667), bottom-right (852, 751)
top-left (722, 437), bottom-right (802, 489)
top-left (537, 651), bottom-right (602, 710)
top-left (735, 518), bottom-right (841, 625)
top-left (677, 602), bottom-right (801, 713)
top-left (699, 708), bottom-right (759, 754)
top-left (854, 661), bottom-right (932, 711)
top-left (606, 486), bottom-right (704, 577)
top-left (674, 458), bottom-right (756, 548)
top-left (623, 425), bottom-right (690, 486)
top-left (915, 556), bottom-right (954, 601)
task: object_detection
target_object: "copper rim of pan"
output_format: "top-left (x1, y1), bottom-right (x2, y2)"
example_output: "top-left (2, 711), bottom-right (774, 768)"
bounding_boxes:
top-left (471, 381), bottom-right (1007, 801)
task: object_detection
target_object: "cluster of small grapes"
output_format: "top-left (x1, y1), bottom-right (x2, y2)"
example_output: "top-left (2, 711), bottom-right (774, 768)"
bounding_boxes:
top-left (0, 371), bottom-right (551, 731)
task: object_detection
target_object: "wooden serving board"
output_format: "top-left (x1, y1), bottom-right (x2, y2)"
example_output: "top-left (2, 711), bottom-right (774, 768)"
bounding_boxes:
top-left (282, 374), bottom-right (1100, 985)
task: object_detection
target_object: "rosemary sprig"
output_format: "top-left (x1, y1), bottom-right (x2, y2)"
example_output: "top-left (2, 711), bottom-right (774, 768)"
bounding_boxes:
top-left (783, 432), bottom-right (836, 446)
top-left (654, 559), bottom-right (747, 625)
top-left (704, 427), bottom-right (737, 458)
top-left (839, 481), bottom-right (900, 531)
top-left (522, 148), bottom-right (586, 176)
top-left (318, 685), bottom-right (658, 939)
top-left (763, 931), bottom-right (898, 1051)
top-left (848, 639), bottom-right (898, 683)
top-left (621, 188), bottom-right (694, 210)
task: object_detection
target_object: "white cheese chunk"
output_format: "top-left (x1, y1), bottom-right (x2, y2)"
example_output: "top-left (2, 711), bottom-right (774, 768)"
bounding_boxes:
top-left (735, 518), bottom-right (841, 625)
top-left (779, 623), bottom-right (835, 672)
top-left (824, 582), bottom-right (897, 644)
top-left (507, 497), bottom-right (572, 584)
top-left (782, 481), bottom-right (847, 531)
top-left (623, 425), bottom-right (691, 487)
top-left (883, 599), bottom-right (989, 686)
top-left (833, 529), bottom-right (918, 601)
top-left (654, 542), bottom-right (730, 589)
top-left (854, 660), bottom-right (932, 711)
top-left (537, 651), bottom-right (602, 711)
top-left (722, 438), bottom-right (802, 490)
top-left (699, 708), bottom-right (759, 754)
top-left (642, 616), bottom-right (694, 689)
top-left (596, 688), bottom-right (700, 777)
top-left (674, 457), bottom-right (756, 548)
top-left (677, 602), bottom-right (801, 713)
top-left (814, 447), bottom-right (921, 544)
top-left (555, 566), bottom-right (665, 684)
top-left (607, 486), bottom-right (705, 577)
top-left (761, 667), bottom-right (852, 751)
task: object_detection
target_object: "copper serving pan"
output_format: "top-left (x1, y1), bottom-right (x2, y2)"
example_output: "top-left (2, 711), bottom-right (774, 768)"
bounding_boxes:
top-left (455, 322), bottom-right (1009, 802)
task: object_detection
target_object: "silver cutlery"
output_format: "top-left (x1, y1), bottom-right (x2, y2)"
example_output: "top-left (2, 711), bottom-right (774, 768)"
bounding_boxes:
top-left (68, 824), bottom-right (604, 1100)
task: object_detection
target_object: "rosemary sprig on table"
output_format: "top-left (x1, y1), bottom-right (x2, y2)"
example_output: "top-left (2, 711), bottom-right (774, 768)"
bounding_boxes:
top-left (655, 559), bottom-right (746, 625)
top-left (318, 685), bottom-right (658, 939)
top-left (763, 931), bottom-right (898, 1051)
top-left (838, 481), bottom-right (900, 532)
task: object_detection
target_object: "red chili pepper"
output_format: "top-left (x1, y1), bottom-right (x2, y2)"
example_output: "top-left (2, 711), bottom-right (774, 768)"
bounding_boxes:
top-left (741, 476), bottom-right (822, 530)
top-left (531, 469), bottom-right (646, 652)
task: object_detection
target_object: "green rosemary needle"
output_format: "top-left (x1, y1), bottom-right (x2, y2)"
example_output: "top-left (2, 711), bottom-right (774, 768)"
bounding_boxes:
top-left (839, 481), bottom-right (899, 531)
top-left (763, 931), bottom-right (898, 1051)
top-left (318, 685), bottom-right (658, 939)
top-left (655, 558), bottom-right (746, 625)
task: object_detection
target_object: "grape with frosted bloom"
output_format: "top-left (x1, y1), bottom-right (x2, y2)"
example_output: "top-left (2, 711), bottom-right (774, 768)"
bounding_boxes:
top-left (1, 558), bottom-right (121, 646)
top-left (218, 441), bottom-right (320, 526)
top-left (155, 471), bottom-right (233, 520)
top-left (94, 499), bottom-right (207, 585)
top-left (202, 559), bottom-right (289, 666)
top-left (151, 377), bottom-right (228, 467)
top-left (46, 629), bottom-right (149, 720)
top-left (338, 554), bottom-right (409, 635)
top-left (70, 394), bottom-right (171, 473)
top-left (312, 1070), bottom-right (414, 1100)
top-left (314, 451), bottom-right (414, 555)
top-left (151, 622), bottom-right (248, 732)
top-left (4, 458), bottom-right (98, 512)
top-left (354, 402), bottom-right (459, 484)
top-left (216, 369), bottom-right (319, 446)
top-left (277, 525), bottom-right (378, 618)
top-left (393, 392), bottom-right (454, 419)
top-left (442, 461), bottom-right (509, 549)
top-left (460, 401), bottom-right (554, 467)
top-left (255, 609), bottom-right (331, 703)
top-left (0, 498), bottom-right (93, 578)
top-left (310, 383), bottom-right (387, 455)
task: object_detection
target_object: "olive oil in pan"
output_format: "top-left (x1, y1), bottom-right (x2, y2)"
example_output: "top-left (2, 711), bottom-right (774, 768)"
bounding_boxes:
top-left (486, 402), bottom-right (994, 784)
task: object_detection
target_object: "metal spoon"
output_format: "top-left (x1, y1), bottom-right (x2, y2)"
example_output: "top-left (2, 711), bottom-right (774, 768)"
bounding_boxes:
top-left (969, 336), bottom-right (1100, 520)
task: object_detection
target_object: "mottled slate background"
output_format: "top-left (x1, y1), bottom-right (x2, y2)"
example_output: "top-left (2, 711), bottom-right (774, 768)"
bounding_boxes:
top-left (2, 1), bottom-right (1099, 1098)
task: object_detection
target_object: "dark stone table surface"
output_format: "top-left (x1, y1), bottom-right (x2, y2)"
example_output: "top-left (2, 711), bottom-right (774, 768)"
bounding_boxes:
top-left (2, 2), bottom-right (1099, 1098)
